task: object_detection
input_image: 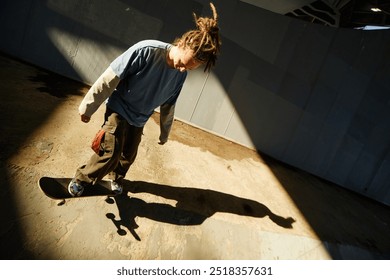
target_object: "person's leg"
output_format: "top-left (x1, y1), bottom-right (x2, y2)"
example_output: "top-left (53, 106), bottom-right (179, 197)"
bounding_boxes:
top-left (107, 123), bottom-right (144, 183)
top-left (74, 108), bottom-right (127, 186)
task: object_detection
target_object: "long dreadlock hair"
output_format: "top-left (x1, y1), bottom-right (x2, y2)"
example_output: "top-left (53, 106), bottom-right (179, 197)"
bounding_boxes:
top-left (173, 2), bottom-right (221, 72)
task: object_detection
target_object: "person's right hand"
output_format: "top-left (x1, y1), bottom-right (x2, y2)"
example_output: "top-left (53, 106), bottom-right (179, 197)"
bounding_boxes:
top-left (80, 114), bottom-right (91, 123)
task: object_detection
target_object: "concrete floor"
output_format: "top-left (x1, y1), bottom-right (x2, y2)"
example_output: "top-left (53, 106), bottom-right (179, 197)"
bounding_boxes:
top-left (1, 54), bottom-right (390, 260)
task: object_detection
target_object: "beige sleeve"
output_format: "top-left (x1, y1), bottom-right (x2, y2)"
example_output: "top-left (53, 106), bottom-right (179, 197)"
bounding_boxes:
top-left (78, 66), bottom-right (120, 117)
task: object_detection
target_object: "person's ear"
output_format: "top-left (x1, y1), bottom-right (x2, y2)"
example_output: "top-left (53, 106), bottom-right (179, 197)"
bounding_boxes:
top-left (177, 40), bottom-right (185, 48)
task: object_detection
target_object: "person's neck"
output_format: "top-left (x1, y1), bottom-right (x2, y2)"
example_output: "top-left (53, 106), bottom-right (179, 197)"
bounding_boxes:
top-left (166, 46), bottom-right (175, 68)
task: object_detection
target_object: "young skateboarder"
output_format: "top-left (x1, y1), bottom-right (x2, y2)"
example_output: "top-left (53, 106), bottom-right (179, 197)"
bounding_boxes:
top-left (68, 3), bottom-right (221, 196)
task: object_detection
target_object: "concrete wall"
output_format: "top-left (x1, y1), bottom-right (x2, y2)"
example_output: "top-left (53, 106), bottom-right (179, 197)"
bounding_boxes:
top-left (1, 0), bottom-right (390, 206)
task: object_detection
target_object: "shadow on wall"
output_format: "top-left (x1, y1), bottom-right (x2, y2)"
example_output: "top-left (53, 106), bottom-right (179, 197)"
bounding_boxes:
top-left (212, 3), bottom-right (390, 206)
top-left (0, 0), bottom-right (204, 83)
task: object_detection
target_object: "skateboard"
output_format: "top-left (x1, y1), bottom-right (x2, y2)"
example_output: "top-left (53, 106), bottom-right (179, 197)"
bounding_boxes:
top-left (38, 177), bottom-right (117, 205)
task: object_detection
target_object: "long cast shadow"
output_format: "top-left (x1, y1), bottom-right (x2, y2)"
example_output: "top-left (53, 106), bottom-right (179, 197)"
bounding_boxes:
top-left (105, 180), bottom-right (295, 241)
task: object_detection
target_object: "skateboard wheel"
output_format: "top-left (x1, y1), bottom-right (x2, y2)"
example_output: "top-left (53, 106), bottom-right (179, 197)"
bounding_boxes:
top-left (105, 196), bottom-right (115, 204)
top-left (57, 199), bottom-right (66, 206)
top-left (106, 213), bottom-right (115, 219)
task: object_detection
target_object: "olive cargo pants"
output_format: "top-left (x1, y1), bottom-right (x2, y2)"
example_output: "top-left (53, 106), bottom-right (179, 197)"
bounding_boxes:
top-left (75, 108), bottom-right (143, 185)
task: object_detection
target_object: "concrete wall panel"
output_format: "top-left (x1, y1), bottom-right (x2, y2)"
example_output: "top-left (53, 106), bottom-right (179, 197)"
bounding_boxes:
top-left (190, 72), bottom-right (235, 134)
top-left (175, 70), bottom-right (207, 120)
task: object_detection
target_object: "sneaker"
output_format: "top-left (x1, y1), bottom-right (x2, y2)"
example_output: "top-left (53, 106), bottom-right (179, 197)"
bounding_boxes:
top-left (110, 180), bottom-right (123, 194)
top-left (68, 178), bottom-right (85, 197)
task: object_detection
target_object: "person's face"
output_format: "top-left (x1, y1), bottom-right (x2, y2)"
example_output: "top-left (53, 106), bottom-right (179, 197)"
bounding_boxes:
top-left (169, 44), bottom-right (202, 72)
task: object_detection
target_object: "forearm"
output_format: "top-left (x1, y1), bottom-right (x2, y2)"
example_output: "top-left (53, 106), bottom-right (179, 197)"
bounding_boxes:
top-left (159, 103), bottom-right (176, 144)
top-left (79, 66), bottom-right (120, 117)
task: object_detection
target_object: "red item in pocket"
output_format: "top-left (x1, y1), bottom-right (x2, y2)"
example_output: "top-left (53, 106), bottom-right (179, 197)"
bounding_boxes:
top-left (91, 129), bottom-right (105, 155)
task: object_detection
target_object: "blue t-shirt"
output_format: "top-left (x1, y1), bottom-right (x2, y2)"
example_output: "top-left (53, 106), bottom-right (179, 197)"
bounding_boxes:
top-left (107, 40), bottom-right (187, 127)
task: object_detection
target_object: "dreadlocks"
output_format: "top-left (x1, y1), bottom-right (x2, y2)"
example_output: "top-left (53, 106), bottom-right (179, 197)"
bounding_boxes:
top-left (174, 2), bottom-right (221, 72)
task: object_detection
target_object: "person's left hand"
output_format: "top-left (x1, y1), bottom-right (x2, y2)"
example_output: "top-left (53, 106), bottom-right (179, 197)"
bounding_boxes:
top-left (80, 114), bottom-right (91, 123)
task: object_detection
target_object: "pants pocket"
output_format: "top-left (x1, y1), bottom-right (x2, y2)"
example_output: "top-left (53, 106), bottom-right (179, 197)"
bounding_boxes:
top-left (91, 124), bottom-right (117, 156)
top-left (91, 129), bottom-right (105, 155)
top-left (101, 124), bottom-right (116, 154)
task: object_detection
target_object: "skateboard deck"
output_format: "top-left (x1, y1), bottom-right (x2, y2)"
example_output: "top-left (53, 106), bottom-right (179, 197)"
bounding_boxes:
top-left (38, 177), bottom-right (117, 203)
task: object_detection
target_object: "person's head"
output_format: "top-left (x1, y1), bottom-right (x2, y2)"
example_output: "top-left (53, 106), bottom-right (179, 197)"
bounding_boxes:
top-left (168, 2), bottom-right (221, 72)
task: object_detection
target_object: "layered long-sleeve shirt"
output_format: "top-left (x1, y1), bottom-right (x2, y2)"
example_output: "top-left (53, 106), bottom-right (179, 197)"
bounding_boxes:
top-left (79, 40), bottom-right (187, 128)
